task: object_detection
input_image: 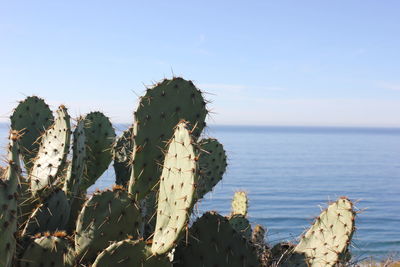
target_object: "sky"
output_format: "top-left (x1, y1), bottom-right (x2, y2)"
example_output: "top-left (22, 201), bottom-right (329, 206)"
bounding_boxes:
top-left (1, 1), bottom-right (400, 126)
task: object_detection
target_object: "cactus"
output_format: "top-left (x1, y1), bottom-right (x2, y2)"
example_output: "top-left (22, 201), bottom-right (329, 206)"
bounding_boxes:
top-left (292, 197), bottom-right (356, 267)
top-left (29, 106), bottom-right (71, 195)
top-left (252, 224), bottom-right (266, 246)
top-left (22, 189), bottom-right (71, 236)
top-left (75, 187), bottom-right (141, 263)
top-left (113, 126), bottom-right (133, 187)
top-left (0, 131), bottom-right (21, 267)
top-left (93, 239), bottom-right (171, 267)
top-left (196, 138), bottom-right (227, 200)
top-left (174, 211), bottom-right (260, 267)
top-left (231, 191), bottom-right (248, 216)
top-left (151, 121), bottom-right (197, 255)
top-left (128, 77), bottom-right (208, 200)
top-left (228, 214), bottom-right (252, 240)
top-left (10, 96), bottom-right (54, 172)
top-left (80, 112), bottom-right (116, 191)
top-left (271, 242), bottom-right (306, 267)
top-left (19, 233), bottom-right (74, 267)
top-left (63, 118), bottom-right (86, 198)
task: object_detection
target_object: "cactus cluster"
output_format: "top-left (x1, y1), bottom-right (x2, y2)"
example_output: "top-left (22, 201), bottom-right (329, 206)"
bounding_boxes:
top-left (0, 77), bottom-right (357, 267)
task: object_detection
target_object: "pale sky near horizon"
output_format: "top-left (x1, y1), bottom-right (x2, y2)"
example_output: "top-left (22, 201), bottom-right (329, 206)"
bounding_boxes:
top-left (1, 1), bottom-right (400, 126)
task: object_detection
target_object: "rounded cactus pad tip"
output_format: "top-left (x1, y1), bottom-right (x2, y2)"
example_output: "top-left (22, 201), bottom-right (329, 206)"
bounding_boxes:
top-left (293, 197), bottom-right (356, 267)
top-left (231, 191), bottom-right (248, 216)
top-left (128, 77), bottom-right (208, 200)
top-left (151, 121), bottom-right (197, 255)
top-left (80, 112), bottom-right (116, 191)
top-left (74, 187), bottom-right (141, 263)
top-left (174, 211), bottom-right (260, 267)
top-left (29, 106), bottom-right (71, 194)
top-left (196, 138), bottom-right (227, 200)
top-left (93, 239), bottom-right (171, 267)
top-left (10, 96), bottom-right (54, 171)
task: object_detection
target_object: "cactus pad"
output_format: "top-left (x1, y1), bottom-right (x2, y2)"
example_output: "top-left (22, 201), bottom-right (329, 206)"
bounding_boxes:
top-left (228, 214), bottom-right (252, 240)
top-left (293, 197), bottom-right (356, 267)
top-left (20, 233), bottom-right (74, 267)
top-left (29, 106), bottom-right (71, 194)
top-left (22, 189), bottom-right (71, 236)
top-left (80, 112), bottom-right (115, 191)
top-left (231, 191), bottom-right (248, 216)
top-left (151, 121), bottom-right (197, 255)
top-left (113, 126), bottom-right (133, 187)
top-left (128, 77), bottom-right (208, 200)
top-left (0, 131), bottom-right (21, 267)
top-left (196, 138), bottom-right (227, 200)
top-left (10, 96), bottom-right (54, 171)
top-left (64, 118), bottom-right (86, 198)
top-left (75, 187), bottom-right (141, 263)
top-left (93, 239), bottom-right (171, 267)
top-left (174, 211), bottom-right (260, 267)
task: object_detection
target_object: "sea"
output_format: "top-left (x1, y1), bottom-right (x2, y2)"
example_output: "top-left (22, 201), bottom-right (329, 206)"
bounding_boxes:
top-left (1, 123), bottom-right (399, 260)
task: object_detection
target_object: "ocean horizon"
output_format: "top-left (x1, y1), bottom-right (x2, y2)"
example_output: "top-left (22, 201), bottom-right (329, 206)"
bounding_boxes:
top-left (1, 122), bottom-right (399, 260)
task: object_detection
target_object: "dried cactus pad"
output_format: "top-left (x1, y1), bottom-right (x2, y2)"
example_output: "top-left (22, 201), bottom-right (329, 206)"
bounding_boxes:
top-left (293, 197), bottom-right (356, 267)
top-left (10, 96), bottom-right (54, 171)
top-left (0, 131), bottom-right (21, 267)
top-left (75, 187), bottom-right (141, 263)
top-left (22, 189), bottom-right (70, 236)
top-left (20, 235), bottom-right (74, 267)
top-left (196, 138), bottom-right (227, 200)
top-left (93, 239), bottom-right (171, 267)
top-left (174, 211), bottom-right (260, 267)
top-left (252, 224), bottom-right (266, 246)
top-left (80, 112), bottom-right (115, 191)
top-left (128, 77), bottom-right (207, 200)
top-left (30, 106), bottom-right (71, 194)
top-left (151, 121), bottom-right (197, 255)
top-left (231, 191), bottom-right (248, 216)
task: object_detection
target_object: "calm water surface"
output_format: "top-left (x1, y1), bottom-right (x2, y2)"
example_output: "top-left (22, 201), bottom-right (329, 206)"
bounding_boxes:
top-left (1, 123), bottom-right (399, 259)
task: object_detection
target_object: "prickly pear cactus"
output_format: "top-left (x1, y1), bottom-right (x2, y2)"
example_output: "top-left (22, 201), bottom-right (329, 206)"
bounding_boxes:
top-left (228, 214), bottom-right (252, 240)
top-left (19, 233), bottom-right (74, 267)
top-left (64, 118), bottom-right (86, 198)
top-left (128, 77), bottom-right (208, 200)
top-left (113, 126), bottom-right (133, 187)
top-left (174, 211), bottom-right (260, 267)
top-left (93, 239), bottom-right (171, 267)
top-left (0, 131), bottom-right (21, 267)
top-left (75, 187), bottom-right (141, 263)
top-left (22, 189), bottom-right (70, 236)
top-left (151, 121), bottom-right (197, 255)
top-left (252, 224), bottom-right (266, 245)
top-left (29, 106), bottom-right (71, 194)
top-left (271, 242), bottom-right (306, 267)
top-left (293, 197), bottom-right (356, 267)
top-left (10, 96), bottom-right (54, 171)
top-left (231, 191), bottom-right (248, 216)
top-left (80, 112), bottom-right (116, 191)
top-left (196, 138), bottom-right (227, 200)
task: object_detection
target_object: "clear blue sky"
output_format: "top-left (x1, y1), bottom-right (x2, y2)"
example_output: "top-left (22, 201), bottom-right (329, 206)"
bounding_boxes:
top-left (1, 1), bottom-right (400, 126)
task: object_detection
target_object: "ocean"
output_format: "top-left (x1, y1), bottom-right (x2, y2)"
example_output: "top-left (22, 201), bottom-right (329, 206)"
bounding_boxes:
top-left (1, 123), bottom-right (399, 260)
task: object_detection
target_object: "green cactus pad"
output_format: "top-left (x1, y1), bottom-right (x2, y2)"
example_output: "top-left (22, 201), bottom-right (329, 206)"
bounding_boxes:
top-left (29, 106), bottom-right (71, 194)
top-left (151, 121), bottom-right (197, 255)
top-left (17, 178), bottom-right (38, 231)
top-left (196, 138), bottom-right (227, 200)
top-left (0, 131), bottom-right (22, 267)
top-left (80, 112), bottom-right (116, 191)
top-left (10, 96), bottom-right (54, 171)
top-left (22, 189), bottom-right (71, 236)
top-left (64, 118), bottom-right (86, 198)
top-left (75, 187), bottom-right (141, 263)
top-left (228, 214), bottom-right (252, 240)
top-left (293, 197), bottom-right (356, 267)
top-left (271, 242), bottom-right (306, 267)
top-left (20, 234), bottom-right (74, 267)
top-left (113, 126), bottom-right (133, 187)
top-left (174, 211), bottom-right (260, 267)
top-left (93, 239), bottom-right (171, 267)
top-left (128, 77), bottom-right (208, 200)
top-left (231, 191), bottom-right (248, 216)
